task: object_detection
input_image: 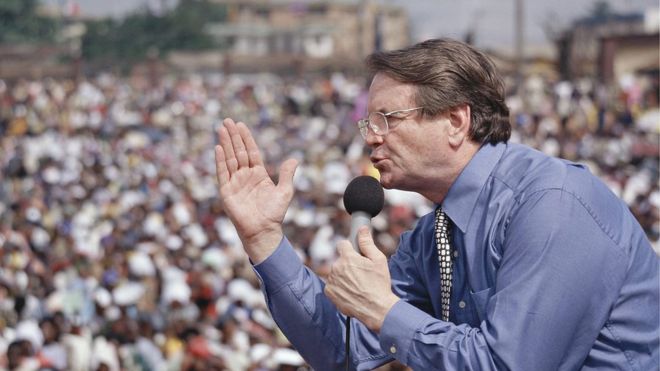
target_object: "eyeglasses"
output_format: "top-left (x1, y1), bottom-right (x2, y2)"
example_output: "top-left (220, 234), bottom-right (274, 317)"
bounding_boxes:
top-left (357, 107), bottom-right (424, 139)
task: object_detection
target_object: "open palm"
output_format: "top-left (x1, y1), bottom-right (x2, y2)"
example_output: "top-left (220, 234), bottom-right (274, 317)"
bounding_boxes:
top-left (215, 118), bottom-right (298, 263)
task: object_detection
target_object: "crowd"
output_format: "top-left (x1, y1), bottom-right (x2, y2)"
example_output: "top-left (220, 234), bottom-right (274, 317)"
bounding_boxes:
top-left (0, 68), bottom-right (657, 370)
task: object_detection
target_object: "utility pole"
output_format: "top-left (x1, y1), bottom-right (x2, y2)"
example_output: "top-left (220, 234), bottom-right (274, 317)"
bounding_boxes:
top-left (514, 0), bottom-right (525, 94)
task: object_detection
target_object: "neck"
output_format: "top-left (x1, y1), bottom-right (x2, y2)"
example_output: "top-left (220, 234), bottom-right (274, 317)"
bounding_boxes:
top-left (420, 141), bottom-right (480, 204)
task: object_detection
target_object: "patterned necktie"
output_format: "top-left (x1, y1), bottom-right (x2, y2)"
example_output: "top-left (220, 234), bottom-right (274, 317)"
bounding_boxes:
top-left (435, 207), bottom-right (453, 321)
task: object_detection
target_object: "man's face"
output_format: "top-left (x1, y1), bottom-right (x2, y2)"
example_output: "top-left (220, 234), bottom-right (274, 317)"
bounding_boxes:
top-left (365, 73), bottom-right (450, 192)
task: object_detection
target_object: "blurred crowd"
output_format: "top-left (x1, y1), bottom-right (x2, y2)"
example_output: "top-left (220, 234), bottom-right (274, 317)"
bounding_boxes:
top-left (0, 69), bottom-right (657, 371)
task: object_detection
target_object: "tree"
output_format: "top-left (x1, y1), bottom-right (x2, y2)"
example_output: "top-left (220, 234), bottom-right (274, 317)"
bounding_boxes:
top-left (81, 0), bottom-right (227, 66)
top-left (0, 0), bottom-right (58, 43)
top-left (590, 1), bottom-right (613, 20)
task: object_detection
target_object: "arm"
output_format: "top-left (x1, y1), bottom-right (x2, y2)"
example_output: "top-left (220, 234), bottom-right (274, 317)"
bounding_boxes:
top-left (254, 237), bottom-right (392, 371)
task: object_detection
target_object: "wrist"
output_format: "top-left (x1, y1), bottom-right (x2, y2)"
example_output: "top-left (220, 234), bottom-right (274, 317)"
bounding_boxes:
top-left (242, 227), bottom-right (283, 264)
top-left (371, 293), bottom-right (400, 333)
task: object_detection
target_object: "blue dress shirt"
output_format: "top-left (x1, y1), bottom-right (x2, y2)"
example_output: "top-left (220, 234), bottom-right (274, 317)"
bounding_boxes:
top-left (254, 142), bottom-right (659, 370)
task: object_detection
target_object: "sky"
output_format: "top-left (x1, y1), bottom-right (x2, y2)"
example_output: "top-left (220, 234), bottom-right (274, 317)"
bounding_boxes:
top-left (66, 0), bottom-right (658, 50)
top-left (386, 0), bottom-right (658, 49)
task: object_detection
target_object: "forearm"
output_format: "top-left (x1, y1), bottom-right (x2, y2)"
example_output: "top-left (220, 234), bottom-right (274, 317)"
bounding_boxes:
top-left (380, 300), bottom-right (501, 370)
top-left (254, 237), bottom-right (390, 370)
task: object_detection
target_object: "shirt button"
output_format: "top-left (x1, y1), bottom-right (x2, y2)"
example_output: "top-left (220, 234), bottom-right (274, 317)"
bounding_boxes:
top-left (389, 345), bottom-right (397, 354)
top-left (458, 300), bottom-right (466, 309)
top-left (453, 250), bottom-right (459, 258)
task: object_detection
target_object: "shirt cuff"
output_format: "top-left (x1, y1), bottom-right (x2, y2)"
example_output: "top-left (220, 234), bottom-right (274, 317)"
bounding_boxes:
top-left (253, 236), bottom-right (304, 294)
top-left (379, 300), bottom-right (433, 365)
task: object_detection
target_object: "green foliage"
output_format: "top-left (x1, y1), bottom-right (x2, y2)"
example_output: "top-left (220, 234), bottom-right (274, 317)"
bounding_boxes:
top-left (0, 0), bottom-right (59, 43)
top-left (82, 0), bottom-right (227, 65)
top-left (590, 1), bottom-right (612, 19)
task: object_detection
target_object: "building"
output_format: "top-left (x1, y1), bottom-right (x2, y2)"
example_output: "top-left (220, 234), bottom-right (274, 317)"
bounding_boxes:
top-left (600, 32), bottom-right (659, 84)
top-left (203, 0), bottom-right (410, 72)
top-left (0, 45), bottom-right (75, 81)
top-left (556, 8), bottom-right (659, 82)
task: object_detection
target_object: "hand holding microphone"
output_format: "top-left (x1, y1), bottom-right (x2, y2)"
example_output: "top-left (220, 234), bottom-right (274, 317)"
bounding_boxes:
top-left (324, 176), bottom-right (400, 333)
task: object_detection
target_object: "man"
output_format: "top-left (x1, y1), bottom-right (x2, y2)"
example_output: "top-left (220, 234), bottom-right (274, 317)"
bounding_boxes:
top-left (214, 39), bottom-right (659, 370)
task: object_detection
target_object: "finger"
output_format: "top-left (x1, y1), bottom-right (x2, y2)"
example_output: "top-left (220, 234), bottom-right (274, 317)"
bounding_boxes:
top-left (276, 158), bottom-right (299, 194)
top-left (357, 227), bottom-right (384, 262)
top-left (219, 120), bottom-right (238, 174)
top-left (336, 240), bottom-right (355, 257)
top-left (214, 144), bottom-right (229, 186)
top-left (226, 120), bottom-right (249, 169)
top-left (237, 122), bottom-right (263, 168)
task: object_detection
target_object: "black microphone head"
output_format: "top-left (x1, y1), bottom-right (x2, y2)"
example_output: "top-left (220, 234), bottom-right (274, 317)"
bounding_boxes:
top-left (343, 175), bottom-right (384, 217)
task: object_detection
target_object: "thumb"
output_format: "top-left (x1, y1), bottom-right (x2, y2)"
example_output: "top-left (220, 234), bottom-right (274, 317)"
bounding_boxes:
top-left (276, 158), bottom-right (298, 190)
top-left (357, 227), bottom-right (383, 261)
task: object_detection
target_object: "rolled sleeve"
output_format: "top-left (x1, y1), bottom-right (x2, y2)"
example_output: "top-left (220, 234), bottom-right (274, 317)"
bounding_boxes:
top-left (379, 300), bottom-right (434, 365)
top-left (253, 237), bottom-right (304, 294)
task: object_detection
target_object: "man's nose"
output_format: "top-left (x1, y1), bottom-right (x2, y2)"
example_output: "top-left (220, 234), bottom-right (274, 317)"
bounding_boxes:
top-left (364, 127), bottom-right (383, 147)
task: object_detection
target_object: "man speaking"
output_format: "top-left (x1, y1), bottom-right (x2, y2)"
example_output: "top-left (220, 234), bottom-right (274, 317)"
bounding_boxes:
top-left (214, 38), bottom-right (659, 370)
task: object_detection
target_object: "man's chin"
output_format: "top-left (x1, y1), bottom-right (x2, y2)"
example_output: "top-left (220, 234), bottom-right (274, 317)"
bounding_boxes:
top-left (379, 172), bottom-right (417, 192)
top-left (377, 172), bottom-right (396, 190)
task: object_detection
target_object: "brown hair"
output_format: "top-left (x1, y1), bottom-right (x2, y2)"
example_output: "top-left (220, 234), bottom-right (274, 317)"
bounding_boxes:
top-left (366, 38), bottom-right (511, 144)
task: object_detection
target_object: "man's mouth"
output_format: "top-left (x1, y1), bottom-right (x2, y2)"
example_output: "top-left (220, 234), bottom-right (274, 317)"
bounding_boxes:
top-left (370, 157), bottom-right (387, 167)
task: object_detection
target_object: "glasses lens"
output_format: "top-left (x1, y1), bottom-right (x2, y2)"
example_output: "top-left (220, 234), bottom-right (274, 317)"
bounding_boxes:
top-left (368, 112), bottom-right (387, 136)
top-left (357, 119), bottom-right (369, 139)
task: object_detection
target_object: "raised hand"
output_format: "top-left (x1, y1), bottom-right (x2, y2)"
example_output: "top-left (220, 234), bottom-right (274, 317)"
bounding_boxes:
top-left (214, 118), bottom-right (298, 263)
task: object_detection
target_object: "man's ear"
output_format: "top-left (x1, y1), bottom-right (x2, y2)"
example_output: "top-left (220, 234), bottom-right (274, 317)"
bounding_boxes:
top-left (447, 104), bottom-right (471, 147)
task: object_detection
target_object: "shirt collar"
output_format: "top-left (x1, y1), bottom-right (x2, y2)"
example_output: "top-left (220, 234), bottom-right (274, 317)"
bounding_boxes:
top-left (442, 141), bottom-right (506, 233)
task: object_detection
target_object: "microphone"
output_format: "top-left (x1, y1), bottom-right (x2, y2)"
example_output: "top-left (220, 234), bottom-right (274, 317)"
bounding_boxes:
top-left (341, 176), bottom-right (385, 370)
top-left (343, 176), bottom-right (385, 251)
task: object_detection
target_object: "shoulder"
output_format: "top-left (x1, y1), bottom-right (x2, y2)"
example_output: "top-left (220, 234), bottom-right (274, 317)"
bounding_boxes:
top-left (494, 143), bottom-right (612, 204)
top-left (491, 143), bottom-right (574, 192)
top-left (495, 143), bottom-right (637, 252)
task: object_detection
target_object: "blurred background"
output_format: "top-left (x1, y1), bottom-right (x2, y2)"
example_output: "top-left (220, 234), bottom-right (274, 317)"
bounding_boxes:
top-left (0, 0), bottom-right (658, 370)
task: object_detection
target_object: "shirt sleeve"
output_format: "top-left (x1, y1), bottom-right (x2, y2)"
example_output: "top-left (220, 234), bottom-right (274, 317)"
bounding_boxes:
top-left (253, 237), bottom-right (392, 371)
top-left (379, 189), bottom-right (628, 370)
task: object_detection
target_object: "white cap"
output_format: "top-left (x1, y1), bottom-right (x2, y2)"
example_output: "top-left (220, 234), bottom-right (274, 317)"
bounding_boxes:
top-left (184, 223), bottom-right (208, 248)
top-left (162, 281), bottom-right (191, 305)
top-left (165, 235), bottom-right (183, 251)
top-left (249, 343), bottom-right (272, 363)
top-left (271, 348), bottom-right (305, 366)
top-left (45, 290), bottom-right (64, 313)
top-left (128, 251), bottom-right (156, 277)
top-left (91, 336), bottom-right (120, 371)
top-left (227, 279), bottom-right (253, 304)
top-left (112, 282), bottom-right (145, 307)
top-left (309, 225), bottom-right (335, 264)
top-left (323, 161), bottom-right (350, 195)
top-left (94, 287), bottom-right (112, 308)
top-left (251, 308), bottom-right (275, 330)
top-left (172, 202), bottom-right (191, 226)
top-left (201, 248), bottom-right (228, 271)
top-left (15, 320), bottom-right (43, 350)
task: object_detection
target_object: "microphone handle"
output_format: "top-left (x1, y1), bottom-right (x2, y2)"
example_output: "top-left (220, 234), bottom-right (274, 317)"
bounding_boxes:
top-left (349, 211), bottom-right (371, 253)
top-left (346, 211), bottom-right (371, 370)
